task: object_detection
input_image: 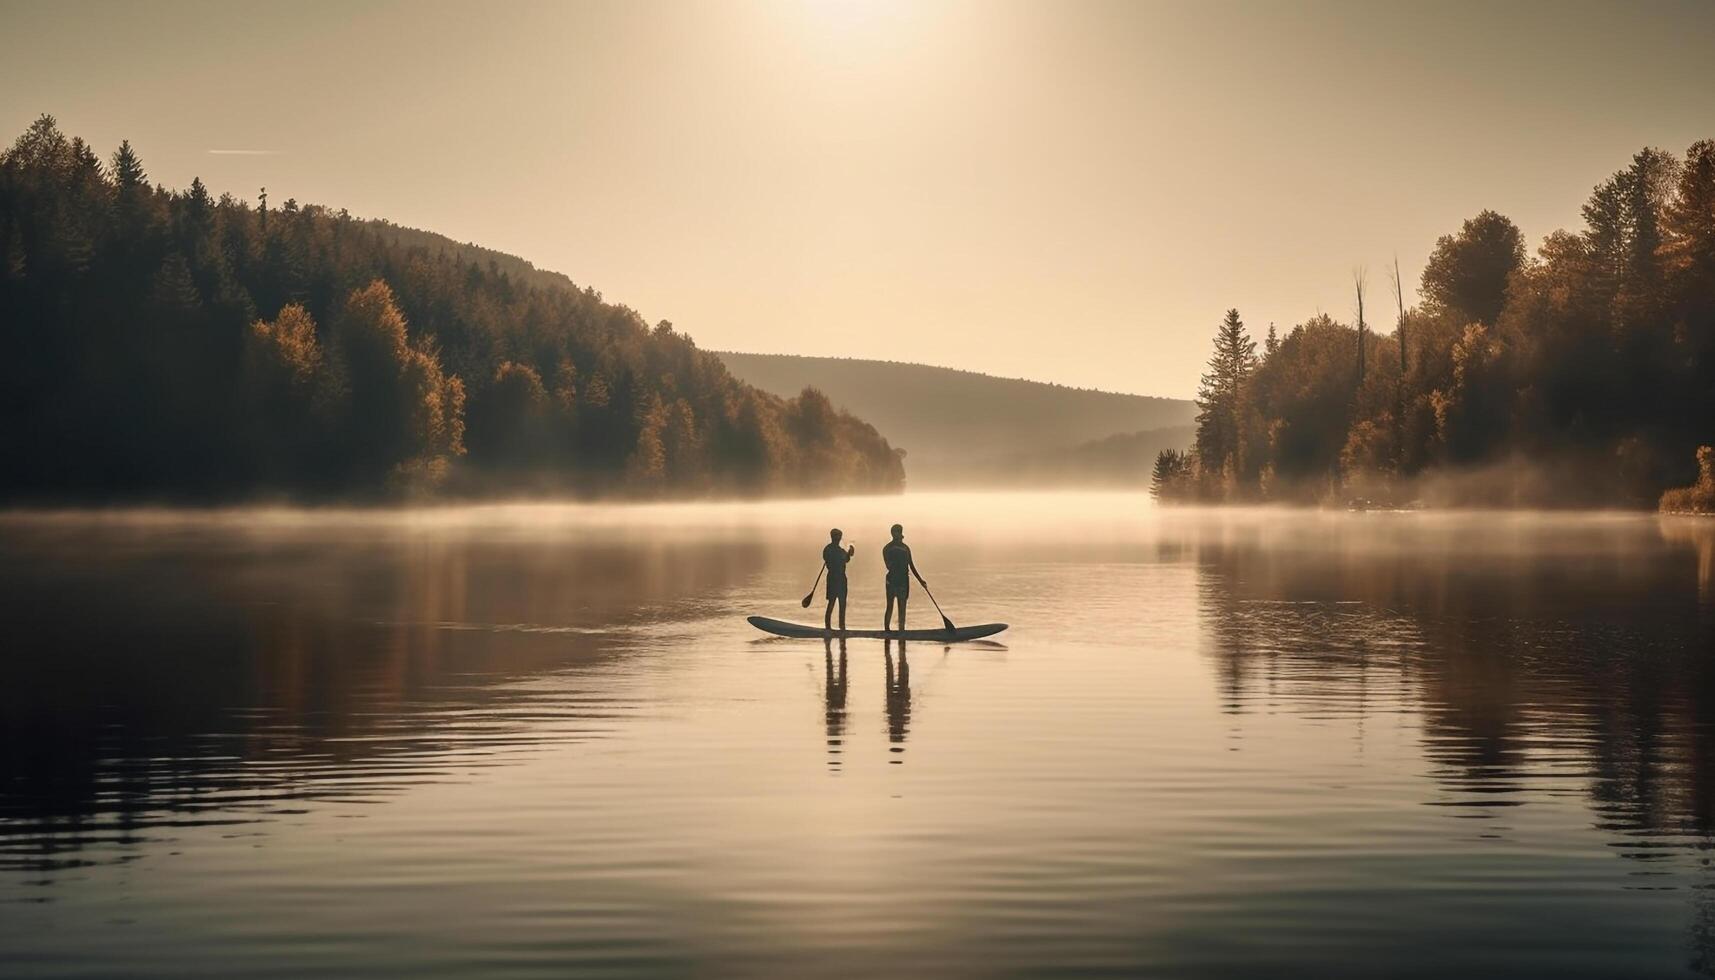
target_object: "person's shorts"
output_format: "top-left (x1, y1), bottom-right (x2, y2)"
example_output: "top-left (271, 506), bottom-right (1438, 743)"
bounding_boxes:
top-left (886, 577), bottom-right (909, 600)
top-left (826, 577), bottom-right (848, 600)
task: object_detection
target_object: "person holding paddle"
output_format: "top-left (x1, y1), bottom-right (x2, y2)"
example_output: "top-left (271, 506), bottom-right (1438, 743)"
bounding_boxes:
top-left (882, 524), bottom-right (928, 632)
top-left (816, 528), bottom-right (854, 631)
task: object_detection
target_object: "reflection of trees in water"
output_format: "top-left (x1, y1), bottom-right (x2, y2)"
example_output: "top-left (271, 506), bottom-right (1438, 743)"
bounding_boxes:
top-left (0, 524), bottom-right (769, 881)
top-left (1661, 517), bottom-right (1715, 604)
top-left (1191, 515), bottom-right (1715, 972)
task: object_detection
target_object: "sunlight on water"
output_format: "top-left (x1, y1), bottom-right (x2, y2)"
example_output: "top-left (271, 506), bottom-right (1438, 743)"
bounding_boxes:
top-left (2, 493), bottom-right (1714, 978)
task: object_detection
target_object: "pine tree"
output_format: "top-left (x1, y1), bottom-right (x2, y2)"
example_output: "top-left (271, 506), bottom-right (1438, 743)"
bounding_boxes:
top-left (111, 140), bottom-right (146, 189)
top-left (1150, 449), bottom-right (1188, 501)
top-left (10, 115), bottom-right (65, 165)
top-left (1664, 140), bottom-right (1715, 278)
top-left (183, 177), bottom-right (212, 230)
top-left (149, 252), bottom-right (202, 314)
top-left (1193, 309), bottom-right (1257, 486)
top-left (1264, 322), bottom-right (1279, 358)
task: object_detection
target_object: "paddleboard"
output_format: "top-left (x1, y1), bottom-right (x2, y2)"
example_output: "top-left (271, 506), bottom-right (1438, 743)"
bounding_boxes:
top-left (747, 615), bottom-right (1007, 642)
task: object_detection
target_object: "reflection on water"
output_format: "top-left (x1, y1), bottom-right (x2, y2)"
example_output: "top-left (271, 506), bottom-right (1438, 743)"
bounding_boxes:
top-left (819, 637), bottom-right (914, 771)
top-left (1, 496), bottom-right (1714, 978)
top-left (885, 640), bottom-right (913, 762)
top-left (0, 523), bottom-right (765, 878)
top-left (824, 638), bottom-right (847, 771)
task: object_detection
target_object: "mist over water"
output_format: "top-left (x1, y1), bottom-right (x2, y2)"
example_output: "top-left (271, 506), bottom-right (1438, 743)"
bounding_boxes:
top-left (3, 493), bottom-right (1714, 978)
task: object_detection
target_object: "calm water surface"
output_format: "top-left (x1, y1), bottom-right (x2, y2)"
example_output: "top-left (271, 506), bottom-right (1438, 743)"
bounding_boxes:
top-left (3, 493), bottom-right (1715, 978)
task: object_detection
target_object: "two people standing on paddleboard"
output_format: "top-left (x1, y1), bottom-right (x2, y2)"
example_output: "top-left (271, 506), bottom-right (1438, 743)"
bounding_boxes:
top-left (820, 523), bottom-right (928, 632)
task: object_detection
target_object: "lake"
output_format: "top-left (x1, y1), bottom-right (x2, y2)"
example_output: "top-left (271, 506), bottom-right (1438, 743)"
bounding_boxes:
top-left (3, 493), bottom-right (1714, 978)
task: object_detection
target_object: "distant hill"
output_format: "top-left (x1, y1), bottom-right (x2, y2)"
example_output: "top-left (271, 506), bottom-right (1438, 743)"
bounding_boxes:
top-left (0, 115), bottom-right (904, 502)
top-left (715, 352), bottom-right (1196, 484)
top-left (947, 426), bottom-right (1197, 488)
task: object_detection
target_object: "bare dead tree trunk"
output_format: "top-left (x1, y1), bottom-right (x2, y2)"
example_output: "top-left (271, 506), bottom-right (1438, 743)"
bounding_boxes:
top-left (1389, 254), bottom-right (1408, 480)
top-left (1390, 254), bottom-right (1406, 374)
top-left (1353, 267), bottom-right (1367, 389)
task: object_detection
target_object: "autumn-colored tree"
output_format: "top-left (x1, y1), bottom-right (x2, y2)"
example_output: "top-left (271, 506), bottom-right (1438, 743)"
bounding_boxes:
top-left (244, 303), bottom-right (332, 484)
top-left (1420, 210), bottom-right (1524, 326)
top-left (466, 361), bottom-right (554, 472)
top-left (625, 393), bottom-right (669, 493)
top-left (1660, 446), bottom-right (1715, 513)
top-left (326, 279), bottom-right (465, 487)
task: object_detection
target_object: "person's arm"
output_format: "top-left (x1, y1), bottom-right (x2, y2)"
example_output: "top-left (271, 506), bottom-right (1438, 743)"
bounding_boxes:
top-left (910, 549), bottom-right (926, 586)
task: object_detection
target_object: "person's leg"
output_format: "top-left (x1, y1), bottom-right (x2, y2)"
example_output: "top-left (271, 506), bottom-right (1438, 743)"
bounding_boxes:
top-left (884, 594), bottom-right (896, 631)
top-left (824, 596), bottom-right (835, 630)
top-left (898, 595), bottom-right (908, 632)
top-left (836, 595), bottom-right (847, 631)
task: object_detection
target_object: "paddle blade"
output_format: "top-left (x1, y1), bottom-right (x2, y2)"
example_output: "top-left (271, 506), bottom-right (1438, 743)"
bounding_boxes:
top-left (801, 593), bottom-right (815, 608)
top-left (941, 614), bottom-right (956, 631)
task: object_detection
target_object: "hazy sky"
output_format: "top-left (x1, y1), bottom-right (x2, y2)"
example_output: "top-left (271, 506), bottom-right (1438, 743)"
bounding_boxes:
top-left (4, 0), bottom-right (1714, 398)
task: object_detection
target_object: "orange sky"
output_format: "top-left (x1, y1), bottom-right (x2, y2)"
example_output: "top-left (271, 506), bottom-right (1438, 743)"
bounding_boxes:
top-left (4, 0), bottom-right (1713, 397)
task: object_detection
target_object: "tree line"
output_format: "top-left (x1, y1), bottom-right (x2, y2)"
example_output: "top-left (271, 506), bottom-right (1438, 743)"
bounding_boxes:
top-left (0, 115), bottom-right (904, 502)
top-left (1153, 139), bottom-right (1715, 511)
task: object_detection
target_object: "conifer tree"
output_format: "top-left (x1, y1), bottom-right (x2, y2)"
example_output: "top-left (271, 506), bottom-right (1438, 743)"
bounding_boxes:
top-left (1150, 449), bottom-right (1188, 501)
top-left (1193, 309), bottom-right (1257, 485)
top-left (111, 140), bottom-right (146, 189)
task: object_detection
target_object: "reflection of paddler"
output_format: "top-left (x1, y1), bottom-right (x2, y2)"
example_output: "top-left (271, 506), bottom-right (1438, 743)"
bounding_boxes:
top-left (885, 639), bottom-right (911, 759)
top-left (823, 637), bottom-right (847, 770)
top-left (822, 528), bottom-right (855, 631)
top-left (881, 524), bottom-right (927, 632)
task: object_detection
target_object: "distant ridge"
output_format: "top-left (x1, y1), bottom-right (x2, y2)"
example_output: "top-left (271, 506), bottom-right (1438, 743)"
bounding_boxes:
top-left (951, 425), bottom-right (1198, 488)
top-left (365, 220), bottom-right (583, 295)
top-left (715, 352), bottom-right (1196, 483)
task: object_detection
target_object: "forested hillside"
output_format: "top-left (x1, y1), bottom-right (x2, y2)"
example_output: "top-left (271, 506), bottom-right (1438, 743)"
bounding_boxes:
top-left (0, 116), bottom-right (903, 501)
top-left (716, 352), bottom-right (1195, 472)
top-left (1153, 139), bottom-right (1715, 509)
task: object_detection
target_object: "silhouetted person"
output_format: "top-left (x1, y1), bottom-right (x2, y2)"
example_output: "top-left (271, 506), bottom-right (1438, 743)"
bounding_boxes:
top-left (882, 523), bottom-right (926, 631)
top-left (885, 639), bottom-right (912, 761)
top-left (823, 528), bottom-right (855, 631)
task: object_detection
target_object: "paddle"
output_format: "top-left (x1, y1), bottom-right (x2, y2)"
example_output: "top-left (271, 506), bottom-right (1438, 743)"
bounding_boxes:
top-left (918, 580), bottom-right (956, 632)
top-left (800, 564), bottom-right (825, 608)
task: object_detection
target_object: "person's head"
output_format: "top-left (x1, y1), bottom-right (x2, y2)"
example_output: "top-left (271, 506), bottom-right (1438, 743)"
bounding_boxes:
top-left (890, 523), bottom-right (904, 541)
top-left (829, 528), bottom-right (843, 543)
